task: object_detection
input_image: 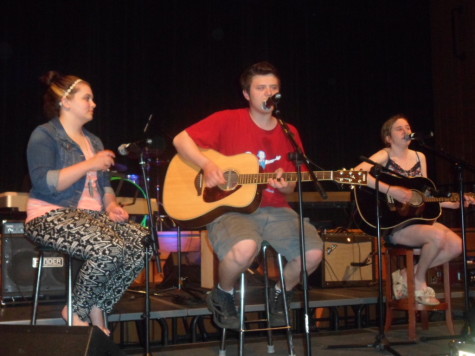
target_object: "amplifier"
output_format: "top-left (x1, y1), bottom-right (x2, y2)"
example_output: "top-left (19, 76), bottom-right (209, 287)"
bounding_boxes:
top-left (1, 221), bottom-right (66, 302)
top-left (311, 230), bottom-right (375, 288)
top-left (2, 220), bottom-right (25, 234)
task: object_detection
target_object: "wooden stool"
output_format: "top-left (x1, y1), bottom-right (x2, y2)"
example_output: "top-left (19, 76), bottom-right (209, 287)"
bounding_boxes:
top-left (219, 242), bottom-right (295, 356)
top-left (384, 246), bottom-right (455, 341)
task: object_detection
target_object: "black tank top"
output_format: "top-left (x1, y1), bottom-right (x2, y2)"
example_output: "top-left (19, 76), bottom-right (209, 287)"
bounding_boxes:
top-left (385, 151), bottom-right (422, 178)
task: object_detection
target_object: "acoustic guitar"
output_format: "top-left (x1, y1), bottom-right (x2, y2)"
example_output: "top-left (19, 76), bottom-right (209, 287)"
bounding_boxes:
top-left (353, 173), bottom-right (474, 236)
top-left (163, 149), bottom-right (368, 228)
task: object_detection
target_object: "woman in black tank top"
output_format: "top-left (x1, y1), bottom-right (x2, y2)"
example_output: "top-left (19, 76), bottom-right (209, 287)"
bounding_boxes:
top-left (354, 114), bottom-right (474, 306)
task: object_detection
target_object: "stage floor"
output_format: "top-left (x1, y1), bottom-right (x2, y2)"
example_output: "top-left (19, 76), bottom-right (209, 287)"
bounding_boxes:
top-left (0, 280), bottom-right (470, 355)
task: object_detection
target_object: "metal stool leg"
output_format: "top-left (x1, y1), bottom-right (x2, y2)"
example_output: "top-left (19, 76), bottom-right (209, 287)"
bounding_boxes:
top-left (33, 250), bottom-right (74, 326)
top-left (67, 255), bottom-right (73, 326)
top-left (277, 252), bottom-right (295, 356)
top-left (31, 250), bottom-right (45, 325)
top-left (219, 243), bottom-right (295, 356)
top-left (262, 244), bottom-right (275, 353)
top-left (219, 328), bottom-right (227, 356)
top-left (239, 271), bottom-right (246, 356)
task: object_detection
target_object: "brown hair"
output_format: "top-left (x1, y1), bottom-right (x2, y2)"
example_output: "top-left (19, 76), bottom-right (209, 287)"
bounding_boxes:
top-left (39, 71), bottom-right (88, 119)
top-left (239, 61), bottom-right (281, 93)
top-left (381, 113), bottom-right (409, 147)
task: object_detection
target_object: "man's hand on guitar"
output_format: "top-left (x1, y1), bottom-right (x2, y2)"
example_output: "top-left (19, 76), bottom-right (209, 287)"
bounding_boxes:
top-left (203, 160), bottom-right (226, 188)
top-left (268, 168), bottom-right (294, 194)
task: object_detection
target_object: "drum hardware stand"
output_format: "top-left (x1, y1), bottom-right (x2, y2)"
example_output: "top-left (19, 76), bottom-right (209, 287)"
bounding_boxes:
top-left (275, 101), bottom-right (326, 356)
top-left (152, 225), bottom-right (204, 302)
top-left (326, 157), bottom-right (415, 355)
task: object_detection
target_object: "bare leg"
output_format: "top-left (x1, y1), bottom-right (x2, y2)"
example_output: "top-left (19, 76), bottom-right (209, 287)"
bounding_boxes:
top-left (279, 249), bottom-right (323, 291)
top-left (392, 223), bottom-right (461, 291)
top-left (218, 239), bottom-right (259, 291)
top-left (89, 306), bottom-right (110, 336)
top-left (61, 305), bottom-right (89, 327)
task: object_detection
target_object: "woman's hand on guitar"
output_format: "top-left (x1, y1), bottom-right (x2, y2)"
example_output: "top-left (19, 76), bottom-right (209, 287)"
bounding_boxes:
top-left (461, 194), bottom-right (475, 208)
top-left (466, 194), bottom-right (475, 207)
top-left (439, 193), bottom-right (474, 209)
top-left (387, 186), bottom-right (414, 204)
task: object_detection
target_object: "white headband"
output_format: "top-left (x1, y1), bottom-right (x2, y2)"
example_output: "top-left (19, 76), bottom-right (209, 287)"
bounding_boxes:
top-left (62, 79), bottom-right (83, 98)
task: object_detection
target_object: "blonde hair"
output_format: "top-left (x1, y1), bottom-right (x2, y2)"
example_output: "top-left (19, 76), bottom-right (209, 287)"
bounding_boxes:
top-left (40, 71), bottom-right (88, 118)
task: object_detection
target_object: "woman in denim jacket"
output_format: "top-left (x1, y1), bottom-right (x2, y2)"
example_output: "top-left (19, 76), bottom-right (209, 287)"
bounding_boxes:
top-left (25, 71), bottom-right (149, 335)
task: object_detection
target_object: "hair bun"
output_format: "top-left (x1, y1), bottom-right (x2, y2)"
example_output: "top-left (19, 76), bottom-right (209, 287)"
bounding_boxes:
top-left (39, 70), bottom-right (62, 86)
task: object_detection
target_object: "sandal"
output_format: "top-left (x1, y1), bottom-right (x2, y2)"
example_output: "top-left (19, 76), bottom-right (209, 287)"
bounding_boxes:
top-left (391, 269), bottom-right (408, 300)
top-left (415, 287), bottom-right (440, 306)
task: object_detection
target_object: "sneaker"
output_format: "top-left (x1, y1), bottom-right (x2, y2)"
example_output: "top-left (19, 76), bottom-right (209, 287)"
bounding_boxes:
top-left (269, 287), bottom-right (293, 327)
top-left (206, 288), bottom-right (240, 330)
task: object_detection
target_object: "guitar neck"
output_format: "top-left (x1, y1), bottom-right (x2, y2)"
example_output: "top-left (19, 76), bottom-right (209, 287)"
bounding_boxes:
top-left (239, 171), bottom-right (338, 184)
top-left (424, 192), bottom-right (475, 203)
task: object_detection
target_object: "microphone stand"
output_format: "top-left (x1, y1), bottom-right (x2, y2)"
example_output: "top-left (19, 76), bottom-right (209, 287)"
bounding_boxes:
top-left (274, 105), bottom-right (326, 356)
top-left (326, 157), bottom-right (415, 355)
top-left (138, 150), bottom-right (161, 356)
top-left (409, 140), bottom-right (475, 352)
top-left (119, 116), bottom-right (161, 355)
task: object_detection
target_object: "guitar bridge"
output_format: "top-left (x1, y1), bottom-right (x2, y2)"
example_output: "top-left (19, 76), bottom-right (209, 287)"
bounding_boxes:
top-left (194, 170), bottom-right (204, 196)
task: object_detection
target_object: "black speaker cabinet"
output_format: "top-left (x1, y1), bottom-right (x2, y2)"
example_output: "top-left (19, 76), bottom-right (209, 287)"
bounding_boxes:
top-left (312, 230), bottom-right (375, 288)
top-left (1, 226), bottom-right (66, 302)
top-left (0, 325), bottom-right (125, 356)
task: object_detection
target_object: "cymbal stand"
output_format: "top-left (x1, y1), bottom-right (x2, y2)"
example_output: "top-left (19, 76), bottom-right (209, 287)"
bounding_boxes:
top-left (326, 157), bottom-right (415, 355)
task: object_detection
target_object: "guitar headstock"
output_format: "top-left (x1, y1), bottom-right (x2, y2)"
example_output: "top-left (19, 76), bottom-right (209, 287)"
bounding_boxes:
top-left (334, 169), bottom-right (368, 186)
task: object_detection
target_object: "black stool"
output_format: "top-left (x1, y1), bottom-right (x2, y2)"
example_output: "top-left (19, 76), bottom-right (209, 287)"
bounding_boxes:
top-left (31, 246), bottom-right (73, 326)
top-left (219, 242), bottom-right (295, 356)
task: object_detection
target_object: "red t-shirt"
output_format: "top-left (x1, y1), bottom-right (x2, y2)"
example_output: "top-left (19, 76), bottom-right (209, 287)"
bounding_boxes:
top-left (186, 108), bottom-right (307, 208)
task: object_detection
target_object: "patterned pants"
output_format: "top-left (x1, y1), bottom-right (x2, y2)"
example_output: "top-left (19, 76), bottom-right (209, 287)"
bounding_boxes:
top-left (25, 208), bottom-right (149, 321)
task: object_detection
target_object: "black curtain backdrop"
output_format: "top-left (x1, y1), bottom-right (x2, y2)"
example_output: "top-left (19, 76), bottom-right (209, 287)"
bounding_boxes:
top-left (0, 1), bottom-right (433, 194)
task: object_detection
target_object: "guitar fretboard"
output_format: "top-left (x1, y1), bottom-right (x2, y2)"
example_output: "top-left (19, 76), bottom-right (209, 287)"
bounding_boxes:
top-left (423, 193), bottom-right (475, 203)
top-left (236, 171), bottom-right (364, 184)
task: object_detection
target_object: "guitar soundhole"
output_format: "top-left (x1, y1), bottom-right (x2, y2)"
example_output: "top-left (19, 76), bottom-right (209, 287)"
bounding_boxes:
top-left (218, 170), bottom-right (239, 191)
top-left (409, 190), bottom-right (424, 206)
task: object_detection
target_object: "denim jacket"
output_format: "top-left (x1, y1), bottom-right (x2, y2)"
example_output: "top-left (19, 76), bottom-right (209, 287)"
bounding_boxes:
top-left (27, 118), bottom-right (112, 209)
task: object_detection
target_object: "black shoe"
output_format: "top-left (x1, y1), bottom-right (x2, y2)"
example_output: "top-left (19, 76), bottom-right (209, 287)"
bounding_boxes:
top-left (206, 288), bottom-right (240, 330)
top-left (269, 287), bottom-right (293, 327)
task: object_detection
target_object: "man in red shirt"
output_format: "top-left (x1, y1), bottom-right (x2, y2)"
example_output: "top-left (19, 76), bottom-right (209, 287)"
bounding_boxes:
top-left (173, 62), bottom-right (323, 330)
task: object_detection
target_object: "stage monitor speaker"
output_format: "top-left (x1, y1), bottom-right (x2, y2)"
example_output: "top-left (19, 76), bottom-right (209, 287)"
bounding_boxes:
top-left (1, 221), bottom-right (66, 301)
top-left (0, 325), bottom-right (125, 356)
top-left (311, 230), bottom-right (374, 288)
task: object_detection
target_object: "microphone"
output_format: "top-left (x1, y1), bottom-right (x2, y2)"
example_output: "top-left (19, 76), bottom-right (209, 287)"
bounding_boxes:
top-left (262, 93), bottom-right (282, 110)
top-left (118, 138), bottom-right (153, 156)
top-left (405, 132), bottom-right (434, 141)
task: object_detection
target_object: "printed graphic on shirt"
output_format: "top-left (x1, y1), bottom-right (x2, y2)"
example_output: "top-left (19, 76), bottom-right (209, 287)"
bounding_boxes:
top-left (255, 150), bottom-right (282, 194)
top-left (257, 150), bottom-right (281, 169)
